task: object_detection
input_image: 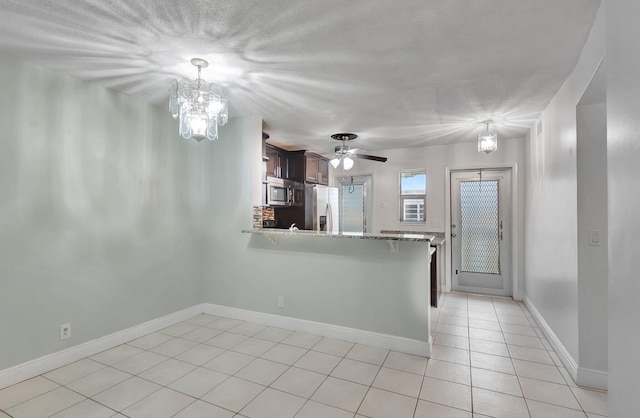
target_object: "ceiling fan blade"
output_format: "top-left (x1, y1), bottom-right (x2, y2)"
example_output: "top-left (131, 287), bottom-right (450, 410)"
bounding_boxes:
top-left (355, 153), bottom-right (388, 162)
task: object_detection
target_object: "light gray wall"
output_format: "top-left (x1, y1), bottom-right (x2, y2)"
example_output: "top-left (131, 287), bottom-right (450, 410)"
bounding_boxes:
top-left (606, 0), bottom-right (640, 414)
top-left (576, 96), bottom-right (607, 372)
top-left (523, 7), bottom-right (605, 363)
top-left (202, 116), bottom-right (431, 343)
top-left (0, 55), bottom-right (205, 370)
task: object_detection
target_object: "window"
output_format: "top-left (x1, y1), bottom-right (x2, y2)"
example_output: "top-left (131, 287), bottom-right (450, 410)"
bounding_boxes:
top-left (400, 170), bottom-right (426, 222)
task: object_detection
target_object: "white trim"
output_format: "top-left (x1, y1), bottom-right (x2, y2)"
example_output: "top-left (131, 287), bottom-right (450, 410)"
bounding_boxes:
top-left (445, 164), bottom-right (521, 300)
top-left (0, 304), bottom-right (205, 390)
top-left (511, 163), bottom-right (522, 301)
top-left (525, 296), bottom-right (609, 390)
top-left (444, 166), bottom-right (452, 293)
top-left (524, 296), bottom-right (579, 382)
top-left (204, 304), bottom-right (431, 357)
top-left (577, 367), bottom-right (608, 391)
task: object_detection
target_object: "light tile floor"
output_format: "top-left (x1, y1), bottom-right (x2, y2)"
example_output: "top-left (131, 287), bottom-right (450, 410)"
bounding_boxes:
top-left (0, 293), bottom-right (608, 417)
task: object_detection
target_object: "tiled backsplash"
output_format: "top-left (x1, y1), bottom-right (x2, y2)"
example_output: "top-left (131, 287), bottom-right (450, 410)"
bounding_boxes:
top-left (262, 207), bottom-right (275, 221)
top-left (252, 206), bottom-right (262, 229)
top-left (252, 206), bottom-right (275, 229)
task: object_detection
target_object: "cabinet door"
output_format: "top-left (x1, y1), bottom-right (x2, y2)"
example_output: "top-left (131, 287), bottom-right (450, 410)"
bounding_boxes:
top-left (287, 152), bottom-right (305, 183)
top-left (305, 156), bottom-right (320, 183)
top-left (278, 152), bottom-right (287, 179)
top-left (318, 159), bottom-right (329, 185)
top-left (265, 145), bottom-right (279, 177)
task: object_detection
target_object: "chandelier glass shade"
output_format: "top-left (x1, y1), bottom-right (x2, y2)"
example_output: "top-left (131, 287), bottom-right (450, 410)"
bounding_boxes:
top-left (169, 58), bottom-right (228, 142)
top-left (478, 120), bottom-right (498, 154)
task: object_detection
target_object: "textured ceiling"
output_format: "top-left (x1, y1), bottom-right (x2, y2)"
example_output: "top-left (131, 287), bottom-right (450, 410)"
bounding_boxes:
top-left (0, 0), bottom-right (600, 154)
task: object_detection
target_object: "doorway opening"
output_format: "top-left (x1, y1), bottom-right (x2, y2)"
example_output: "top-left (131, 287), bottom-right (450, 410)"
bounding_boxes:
top-left (450, 169), bottom-right (513, 297)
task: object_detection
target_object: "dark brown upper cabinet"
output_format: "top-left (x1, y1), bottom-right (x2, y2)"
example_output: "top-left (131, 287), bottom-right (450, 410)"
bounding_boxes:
top-left (288, 151), bottom-right (329, 185)
top-left (265, 144), bottom-right (289, 179)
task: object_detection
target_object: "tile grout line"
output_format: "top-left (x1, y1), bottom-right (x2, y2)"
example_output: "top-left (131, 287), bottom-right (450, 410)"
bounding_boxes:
top-left (494, 296), bottom-right (533, 418)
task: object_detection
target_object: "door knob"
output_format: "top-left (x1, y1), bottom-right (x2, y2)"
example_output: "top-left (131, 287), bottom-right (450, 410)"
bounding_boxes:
top-left (451, 233), bottom-right (457, 237)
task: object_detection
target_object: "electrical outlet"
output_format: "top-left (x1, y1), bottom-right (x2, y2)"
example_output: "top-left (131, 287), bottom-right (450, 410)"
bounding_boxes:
top-left (60, 323), bottom-right (71, 340)
top-left (278, 296), bottom-right (284, 308)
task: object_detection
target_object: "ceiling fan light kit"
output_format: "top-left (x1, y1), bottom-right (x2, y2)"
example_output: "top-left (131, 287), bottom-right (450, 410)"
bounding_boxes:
top-left (169, 58), bottom-right (228, 142)
top-left (478, 120), bottom-right (498, 154)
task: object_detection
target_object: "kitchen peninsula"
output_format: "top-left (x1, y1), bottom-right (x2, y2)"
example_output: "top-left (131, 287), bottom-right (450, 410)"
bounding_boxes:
top-left (242, 227), bottom-right (436, 357)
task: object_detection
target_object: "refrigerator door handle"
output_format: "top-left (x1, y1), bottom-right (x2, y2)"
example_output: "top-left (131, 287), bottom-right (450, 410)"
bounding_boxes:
top-left (326, 203), bottom-right (333, 233)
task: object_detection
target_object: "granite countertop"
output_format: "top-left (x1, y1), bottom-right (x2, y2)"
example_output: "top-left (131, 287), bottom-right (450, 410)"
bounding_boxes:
top-left (380, 230), bottom-right (446, 246)
top-left (242, 229), bottom-right (435, 242)
top-left (431, 237), bottom-right (445, 246)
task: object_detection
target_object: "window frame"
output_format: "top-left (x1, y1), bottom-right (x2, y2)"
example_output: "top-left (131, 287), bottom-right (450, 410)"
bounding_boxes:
top-left (399, 169), bottom-right (427, 223)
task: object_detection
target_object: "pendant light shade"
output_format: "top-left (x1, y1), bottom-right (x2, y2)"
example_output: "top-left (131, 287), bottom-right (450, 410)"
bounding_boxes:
top-left (342, 156), bottom-right (355, 170)
top-left (478, 120), bottom-right (497, 154)
top-left (329, 154), bottom-right (354, 171)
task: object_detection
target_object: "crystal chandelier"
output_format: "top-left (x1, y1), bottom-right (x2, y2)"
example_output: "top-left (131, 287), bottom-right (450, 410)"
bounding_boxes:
top-left (478, 120), bottom-right (498, 154)
top-left (169, 58), bottom-right (228, 141)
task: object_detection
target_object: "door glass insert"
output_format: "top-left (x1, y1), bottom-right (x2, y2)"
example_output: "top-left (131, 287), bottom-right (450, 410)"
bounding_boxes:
top-left (341, 184), bottom-right (365, 233)
top-left (460, 180), bottom-right (500, 274)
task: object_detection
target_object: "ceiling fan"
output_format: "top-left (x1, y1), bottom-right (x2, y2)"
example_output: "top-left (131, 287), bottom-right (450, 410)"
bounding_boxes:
top-left (329, 133), bottom-right (388, 171)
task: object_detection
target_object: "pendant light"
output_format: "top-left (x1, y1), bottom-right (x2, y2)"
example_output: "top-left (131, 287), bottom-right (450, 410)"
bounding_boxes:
top-left (478, 120), bottom-right (498, 154)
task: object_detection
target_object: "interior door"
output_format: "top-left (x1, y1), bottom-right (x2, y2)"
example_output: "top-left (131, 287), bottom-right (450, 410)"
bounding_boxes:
top-left (451, 170), bottom-right (512, 296)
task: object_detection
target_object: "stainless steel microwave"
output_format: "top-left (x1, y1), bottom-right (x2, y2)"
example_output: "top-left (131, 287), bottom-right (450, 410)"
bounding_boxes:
top-left (266, 177), bottom-right (303, 206)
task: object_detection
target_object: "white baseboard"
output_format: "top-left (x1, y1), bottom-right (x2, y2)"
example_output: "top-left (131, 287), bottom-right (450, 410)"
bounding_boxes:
top-left (524, 296), bottom-right (579, 382)
top-left (204, 304), bottom-right (431, 357)
top-left (577, 366), bottom-right (608, 391)
top-left (0, 304), bottom-right (206, 390)
top-left (0, 303), bottom-right (432, 390)
top-left (523, 296), bottom-right (608, 391)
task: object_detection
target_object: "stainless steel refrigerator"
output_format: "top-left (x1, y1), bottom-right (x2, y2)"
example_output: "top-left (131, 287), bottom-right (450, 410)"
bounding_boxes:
top-left (304, 185), bottom-right (340, 232)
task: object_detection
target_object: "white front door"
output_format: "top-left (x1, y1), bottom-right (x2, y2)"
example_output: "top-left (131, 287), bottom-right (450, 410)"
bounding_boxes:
top-left (451, 169), bottom-right (512, 296)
